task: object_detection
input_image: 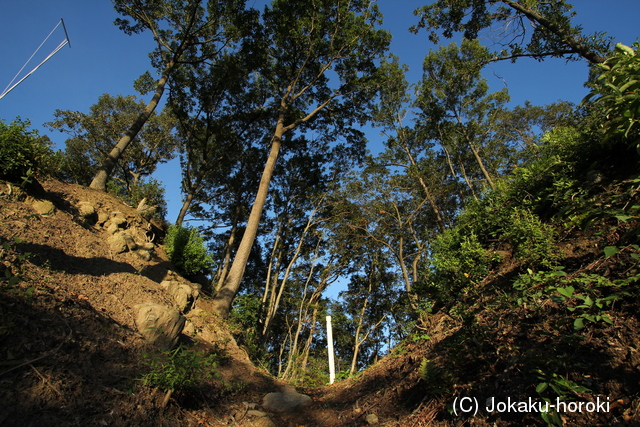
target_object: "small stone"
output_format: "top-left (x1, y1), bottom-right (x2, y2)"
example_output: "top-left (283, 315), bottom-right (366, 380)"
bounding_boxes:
top-left (366, 413), bottom-right (379, 425)
top-left (253, 417), bottom-right (277, 427)
top-left (107, 232), bottom-right (128, 254)
top-left (122, 231), bottom-right (138, 251)
top-left (247, 409), bottom-right (268, 417)
top-left (77, 201), bottom-right (96, 223)
top-left (182, 321), bottom-right (196, 336)
top-left (135, 248), bottom-right (152, 261)
top-left (262, 390), bottom-right (312, 413)
top-left (31, 199), bottom-right (55, 216)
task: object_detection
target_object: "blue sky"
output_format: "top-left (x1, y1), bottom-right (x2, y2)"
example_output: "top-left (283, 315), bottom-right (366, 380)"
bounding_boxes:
top-left (1, 1), bottom-right (639, 222)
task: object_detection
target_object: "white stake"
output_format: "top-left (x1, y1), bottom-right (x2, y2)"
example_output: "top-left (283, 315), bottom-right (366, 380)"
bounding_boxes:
top-left (326, 315), bottom-right (335, 384)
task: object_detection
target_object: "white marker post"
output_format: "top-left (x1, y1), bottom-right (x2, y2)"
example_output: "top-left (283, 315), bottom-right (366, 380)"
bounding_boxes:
top-left (326, 315), bottom-right (335, 384)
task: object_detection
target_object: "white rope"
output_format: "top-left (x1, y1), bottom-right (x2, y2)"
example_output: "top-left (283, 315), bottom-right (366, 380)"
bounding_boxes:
top-left (2, 20), bottom-right (62, 95)
top-left (0, 20), bottom-right (70, 100)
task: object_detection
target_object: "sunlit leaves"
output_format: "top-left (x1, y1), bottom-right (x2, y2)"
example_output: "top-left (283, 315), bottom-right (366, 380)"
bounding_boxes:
top-left (584, 42), bottom-right (640, 142)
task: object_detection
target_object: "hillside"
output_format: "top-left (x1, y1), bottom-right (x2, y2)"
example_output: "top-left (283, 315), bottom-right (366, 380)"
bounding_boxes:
top-left (1, 170), bottom-right (640, 427)
top-left (0, 179), bottom-right (278, 426)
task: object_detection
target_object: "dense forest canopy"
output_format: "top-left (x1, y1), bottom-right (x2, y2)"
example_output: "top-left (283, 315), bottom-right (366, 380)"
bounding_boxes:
top-left (3, 1), bottom-right (640, 407)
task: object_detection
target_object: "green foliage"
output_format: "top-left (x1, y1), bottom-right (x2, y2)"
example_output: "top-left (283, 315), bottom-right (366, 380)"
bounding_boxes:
top-left (137, 345), bottom-right (219, 393)
top-left (0, 118), bottom-right (59, 182)
top-left (430, 231), bottom-right (494, 295)
top-left (165, 224), bottom-right (215, 277)
top-left (412, 0), bottom-right (611, 64)
top-left (584, 42), bottom-right (640, 141)
top-left (502, 208), bottom-right (557, 266)
top-left (228, 294), bottom-right (263, 361)
top-left (513, 266), bottom-right (634, 330)
top-left (47, 93), bottom-right (178, 186)
top-left (420, 111), bottom-right (631, 313)
top-left (106, 177), bottom-right (168, 220)
top-left (535, 369), bottom-right (591, 426)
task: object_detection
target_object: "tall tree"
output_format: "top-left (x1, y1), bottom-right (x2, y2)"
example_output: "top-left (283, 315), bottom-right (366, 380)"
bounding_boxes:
top-left (168, 48), bottom-right (268, 226)
top-left (210, 0), bottom-right (391, 318)
top-left (372, 58), bottom-right (450, 231)
top-left (89, 0), bottom-right (254, 191)
top-left (48, 93), bottom-right (178, 189)
top-left (415, 39), bottom-right (517, 195)
top-left (412, 0), bottom-right (611, 64)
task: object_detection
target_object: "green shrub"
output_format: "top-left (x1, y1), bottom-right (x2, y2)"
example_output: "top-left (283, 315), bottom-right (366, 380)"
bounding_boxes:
top-left (502, 208), bottom-right (557, 266)
top-left (0, 118), bottom-right (58, 182)
top-left (165, 224), bottom-right (215, 276)
top-left (424, 231), bottom-right (497, 308)
top-left (138, 345), bottom-right (219, 394)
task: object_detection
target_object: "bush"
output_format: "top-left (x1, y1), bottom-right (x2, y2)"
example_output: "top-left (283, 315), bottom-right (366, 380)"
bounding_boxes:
top-left (502, 208), bottom-right (558, 266)
top-left (165, 224), bottom-right (215, 276)
top-left (424, 231), bottom-right (497, 309)
top-left (0, 118), bottom-right (58, 182)
top-left (138, 345), bottom-right (219, 395)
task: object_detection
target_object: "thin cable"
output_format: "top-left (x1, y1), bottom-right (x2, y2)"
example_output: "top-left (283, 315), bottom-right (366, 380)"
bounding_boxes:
top-left (0, 39), bottom-right (69, 100)
top-left (2, 20), bottom-right (63, 95)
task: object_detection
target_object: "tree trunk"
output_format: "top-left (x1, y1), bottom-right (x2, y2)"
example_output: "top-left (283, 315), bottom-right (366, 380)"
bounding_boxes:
top-left (175, 191), bottom-right (194, 227)
top-left (89, 61), bottom-right (176, 191)
top-left (214, 222), bottom-right (238, 293)
top-left (211, 121), bottom-right (285, 318)
top-left (400, 143), bottom-right (446, 231)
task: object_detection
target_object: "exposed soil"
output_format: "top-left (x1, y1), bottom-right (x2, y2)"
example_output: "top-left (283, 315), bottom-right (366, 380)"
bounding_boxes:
top-left (1, 179), bottom-right (639, 426)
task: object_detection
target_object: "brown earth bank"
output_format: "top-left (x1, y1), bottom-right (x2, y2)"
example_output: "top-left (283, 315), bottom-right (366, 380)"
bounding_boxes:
top-left (1, 178), bottom-right (639, 426)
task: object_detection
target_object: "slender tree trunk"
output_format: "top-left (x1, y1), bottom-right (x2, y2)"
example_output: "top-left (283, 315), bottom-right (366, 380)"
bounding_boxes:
top-left (350, 300), bottom-right (368, 375)
top-left (90, 60), bottom-right (176, 191)
top-left (282, 241), bottom-right (321, 380)
top-left (465, 134), bottom-right (494, 187)
top-left (262, 210), bottom-right (316, 340)
top-left (215, 222), bottom-right (238, 292)
top-left (211, 120), bottom-right (285, 318)
top-left (300, 308), bottom-right (317, 375)
top-left (400, 145), bottom-right (446, 231)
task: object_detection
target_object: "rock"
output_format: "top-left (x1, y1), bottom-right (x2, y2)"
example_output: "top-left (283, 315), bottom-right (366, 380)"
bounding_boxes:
top-left (135, 248), bottom-right (153, 261)
top-left (262, 388), bottom-right (312, 413)
top-left (97, 209), bottom-right (110, 226)
top-left (366, 413), bottom-right (379, 425)
top-left (77, 201), bottom-right (97, 224)
top-left (160, 280), bottom-right (199, 312)
top-left (252, 416), bottom-right (277, 427)
top-left (31, 199), bottom-right (55, 216)
top-left (135, 303), bottom-right (185, 350)
top-left (107, 231), bottom-right (138, 254)
top-left (107, 233), bottom-right (128, 254)
top-left (183, 320), bottom-right (196, 336)
top-left (122, 231), bottom-right (138, 251)
top-left (105, 214), bottom-right (127, 233)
